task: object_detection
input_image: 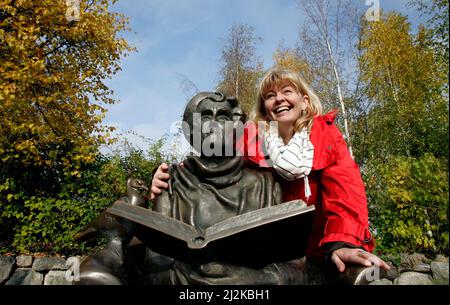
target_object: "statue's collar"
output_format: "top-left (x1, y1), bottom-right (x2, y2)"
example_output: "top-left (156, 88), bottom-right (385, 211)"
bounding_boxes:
top-left (182, 156), bottom-right (244, 188)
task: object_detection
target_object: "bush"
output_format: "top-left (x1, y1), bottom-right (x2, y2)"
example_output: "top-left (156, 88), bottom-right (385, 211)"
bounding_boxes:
top-left (364, 153), bottom-right (449, 256)
top-left (0, 137), bottom-right (177, 256)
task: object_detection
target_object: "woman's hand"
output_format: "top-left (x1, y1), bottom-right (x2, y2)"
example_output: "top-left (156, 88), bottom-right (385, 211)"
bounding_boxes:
top-left (150, 163), bottom-right (170, 200)
top-left (331, 248), bottom-right (391, 272)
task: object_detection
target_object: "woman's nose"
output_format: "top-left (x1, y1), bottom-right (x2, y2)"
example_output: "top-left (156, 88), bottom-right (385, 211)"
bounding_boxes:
top-left (275, 92), bottom-right (284, 102)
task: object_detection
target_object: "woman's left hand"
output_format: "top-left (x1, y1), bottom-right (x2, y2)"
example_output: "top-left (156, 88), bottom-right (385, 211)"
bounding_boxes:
top-left (331, 248), bottom-right (391, 272)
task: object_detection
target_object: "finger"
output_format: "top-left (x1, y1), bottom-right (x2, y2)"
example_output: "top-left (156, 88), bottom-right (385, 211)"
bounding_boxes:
top-left (151, 186), bottom-right (162, 195)
top-left (155, 172), bottom-right (170, 180)
top-left (153, 180), bottom-right (169, 189)
top-left (350, 251), bottom-right (372, 267)
top-left (366, 255), bottom-right (391, 270)
top-left (150, 192), bottom-right (155, 200)
top-left (331, 252), bottom-right (346, 272)
top-left (160, 163), bottom-right (169, 171)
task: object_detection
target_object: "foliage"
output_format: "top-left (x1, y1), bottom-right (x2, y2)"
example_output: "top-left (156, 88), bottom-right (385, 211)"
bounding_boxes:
top-left (98, 137), bottom-right (176, 199)
top-left (365, 154), bottom-right (449, 256)
top-left (0, 137), bottom-right (175, 255)
top-left (0, 0), bottom-right (135, 255)
top-left (0, 0), bottom-right (134, 185)
top-left (272, 43), bottom-right (315, 87)
top-left (354, 12), bottom-right (448, 162)
top-left (408, 0), bottom-right (449, 68)
top-left (217, 23), bottom-right (264, 115)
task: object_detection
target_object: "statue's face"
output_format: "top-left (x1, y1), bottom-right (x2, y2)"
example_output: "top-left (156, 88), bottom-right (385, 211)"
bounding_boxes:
top-left (196, 99), bottom-right (234, 156)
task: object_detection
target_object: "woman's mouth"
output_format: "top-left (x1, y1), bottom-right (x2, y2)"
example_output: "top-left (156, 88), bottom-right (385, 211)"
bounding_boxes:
top-left (274, 106), bottom-right (292, 114)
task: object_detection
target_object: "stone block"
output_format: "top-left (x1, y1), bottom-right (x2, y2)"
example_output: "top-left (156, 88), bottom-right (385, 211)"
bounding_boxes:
top-left (32, 257), bottom-right (67, 271)
top-left (430, 262), bottom-right (449, 284)
top-left (413, 263), bottom-right (431, 273)
top-left (394, 272), bottom-right (432, 285)
top-left (0, 256), bottom-right (16, 284)
top-left (16, 255), bottom-right (33, 268)
top-left (5, 268), bottom-right (43, 285)
top-left (385, 266), bottom-right (399, 280)
top-left (44, 270), bottom-right (72, 285)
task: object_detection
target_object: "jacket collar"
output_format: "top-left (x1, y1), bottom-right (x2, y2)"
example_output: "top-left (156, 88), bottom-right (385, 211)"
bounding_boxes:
top-left (310, 110), bottom-right (338, 170)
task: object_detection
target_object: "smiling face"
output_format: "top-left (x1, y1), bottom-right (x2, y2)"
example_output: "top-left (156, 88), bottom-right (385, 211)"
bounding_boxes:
top-left (262, 81), bottom-right (309, 127)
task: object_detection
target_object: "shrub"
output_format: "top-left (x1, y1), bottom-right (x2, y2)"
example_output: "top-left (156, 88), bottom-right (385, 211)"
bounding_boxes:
top-left (364, 153), bottom-right (449, 256)
top-left (0, 137), bottom-right (176, 256)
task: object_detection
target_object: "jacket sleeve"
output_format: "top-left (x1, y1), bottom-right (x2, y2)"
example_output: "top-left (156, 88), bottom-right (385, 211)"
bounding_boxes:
top-left (318, 123), bottom-right (375, 252)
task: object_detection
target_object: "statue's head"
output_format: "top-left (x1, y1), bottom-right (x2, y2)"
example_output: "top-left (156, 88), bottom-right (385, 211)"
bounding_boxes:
top-left (182, 92), bottom-right (245, 157)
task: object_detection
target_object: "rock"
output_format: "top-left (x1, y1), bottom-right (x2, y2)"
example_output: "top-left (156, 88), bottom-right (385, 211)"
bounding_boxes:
top-left (44, 270), bottom-right (72, 285)
top-left (433, 255), bottom-right (449, 263)
top-left (385, 266), bottom-right (399, 280)
top-left (413, 263), bottom-right (431, 273)
top-left (398, 253), bottom-right (429, 272)
top-left (16, 255), bottom-right (33, 268)
top-left (369, 278), bottom-right (393, 285)
top-left (32, 257), bottom-right (67, 271)
top-left (0, 256), bottom-right (16, 284)
top-left (430, 262), bottom-right (449, 284)
top-left (394, 272), bottom-right (432, 285)
top-left (5, 268), bottom-right (43, 285)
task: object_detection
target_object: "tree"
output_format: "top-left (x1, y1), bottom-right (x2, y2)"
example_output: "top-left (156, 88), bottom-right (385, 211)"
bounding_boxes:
top-left (0, 0), bottom-right (134, 254)
top-left (356, 12), bottom-right (448, 161)
top-left (217, 23), bottom-right (264, 114)
top-left (0, 0), bottom-right (133, 194)
top-left (297, 0), bottom-right (363, 158)
top-left (409, 0), bottom-right (449, 68)
top-left (272, 43), bottom-right (314, 86)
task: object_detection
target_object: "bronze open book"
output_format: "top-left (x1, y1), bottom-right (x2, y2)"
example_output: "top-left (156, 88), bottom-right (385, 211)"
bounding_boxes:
top-left (107, 200), bottom-right (315, 268)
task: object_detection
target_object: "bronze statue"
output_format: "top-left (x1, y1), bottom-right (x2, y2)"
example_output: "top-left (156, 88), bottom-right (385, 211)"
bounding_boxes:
top-left (75, 92), bottom-right (386, 285)
top-left (154, 92), bottom-right (282, 230)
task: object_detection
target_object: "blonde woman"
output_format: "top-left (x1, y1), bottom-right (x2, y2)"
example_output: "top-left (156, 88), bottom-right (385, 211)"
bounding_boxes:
top-left (240, 68), bottom-right (389, 272)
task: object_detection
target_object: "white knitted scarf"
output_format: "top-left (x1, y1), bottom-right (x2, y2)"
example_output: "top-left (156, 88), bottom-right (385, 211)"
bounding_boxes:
top-left (264, 125), bottom-right (314, 199)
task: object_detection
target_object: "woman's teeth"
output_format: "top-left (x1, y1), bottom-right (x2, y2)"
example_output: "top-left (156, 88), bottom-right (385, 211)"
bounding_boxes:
top-left (275, 106), bottom-right (290, 114)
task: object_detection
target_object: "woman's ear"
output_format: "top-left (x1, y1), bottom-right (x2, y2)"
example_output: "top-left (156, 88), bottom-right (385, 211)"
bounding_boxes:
top-left (303, 94), bottom-right (310, 104)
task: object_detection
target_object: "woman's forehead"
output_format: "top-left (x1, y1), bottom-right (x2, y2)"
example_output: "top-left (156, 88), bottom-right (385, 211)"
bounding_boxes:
top-left (263, 80), bottom-right (297, 93)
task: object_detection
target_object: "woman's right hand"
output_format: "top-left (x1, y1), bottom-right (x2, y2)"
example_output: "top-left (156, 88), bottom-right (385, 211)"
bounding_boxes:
top-left (150, 163), bottom-right (170, 200)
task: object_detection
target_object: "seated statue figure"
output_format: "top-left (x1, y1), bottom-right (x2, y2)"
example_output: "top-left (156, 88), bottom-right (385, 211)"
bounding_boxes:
top-left (75, 92), bottom-right (384, 285)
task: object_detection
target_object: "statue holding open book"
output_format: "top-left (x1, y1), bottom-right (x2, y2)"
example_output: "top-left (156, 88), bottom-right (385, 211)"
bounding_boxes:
top-left (74, 92), bottom-right (385, 285)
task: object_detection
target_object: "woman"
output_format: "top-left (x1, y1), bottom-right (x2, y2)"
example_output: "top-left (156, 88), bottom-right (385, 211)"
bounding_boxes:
top-left (151, 68), bottom-right (390, 274)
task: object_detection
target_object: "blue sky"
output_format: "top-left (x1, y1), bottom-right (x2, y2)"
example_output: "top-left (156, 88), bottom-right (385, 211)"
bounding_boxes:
top-left (102, 0), bottom-right (423, 153)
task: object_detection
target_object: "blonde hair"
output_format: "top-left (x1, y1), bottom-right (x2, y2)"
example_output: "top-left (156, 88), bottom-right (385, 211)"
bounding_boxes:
top-left (250, 68), bottom-right (322, 131)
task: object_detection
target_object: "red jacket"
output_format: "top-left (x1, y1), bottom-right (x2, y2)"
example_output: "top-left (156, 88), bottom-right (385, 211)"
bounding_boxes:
top-left (237, 112), bottom-right (375, 259)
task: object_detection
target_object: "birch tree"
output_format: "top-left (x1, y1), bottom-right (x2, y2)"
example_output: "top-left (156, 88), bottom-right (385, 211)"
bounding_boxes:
top-left (217, 23), bottom-right (263, 114)
top-left (297, 0), bottom-right (363, 158)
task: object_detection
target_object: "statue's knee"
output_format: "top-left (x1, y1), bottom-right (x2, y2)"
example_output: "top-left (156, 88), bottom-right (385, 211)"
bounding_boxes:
top-left (74, 256), bottom-right (124, 285)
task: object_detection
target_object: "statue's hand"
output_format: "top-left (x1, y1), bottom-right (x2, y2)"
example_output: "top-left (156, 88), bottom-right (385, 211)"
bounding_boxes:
top-left (150, 163), bottom-right (170, 200)
top-left (331, 248), bottom-right (391, 272)
top-left (174, 261), bottom-right (280, 285)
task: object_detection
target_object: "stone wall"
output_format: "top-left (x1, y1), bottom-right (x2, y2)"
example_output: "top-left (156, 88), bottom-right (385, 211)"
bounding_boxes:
top-left (370, 254), bottom-right (449, 285)
top-left (1, 253), bottom-right (448, 285)
top-left (0, 255), bottom-right (82, 285)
